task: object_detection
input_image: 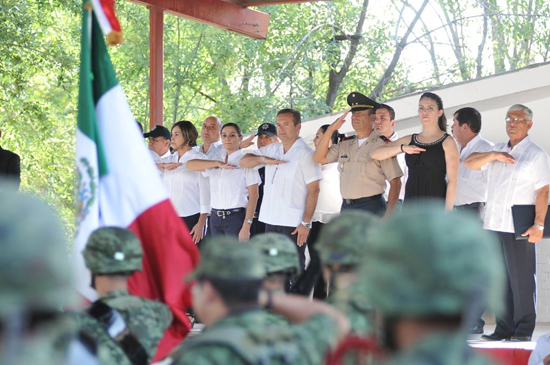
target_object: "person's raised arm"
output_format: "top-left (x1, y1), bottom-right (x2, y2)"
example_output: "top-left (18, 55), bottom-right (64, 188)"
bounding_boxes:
top-left (370, 135), bottom-right (424, 161)
top-left (259, 291), bottom-right (350, 341)
top-left (239, 153), bottom-right (286, 169)
top-left (443, 137), bottom-right (459, 210)
top-left (186, 159), bottom-right (229, 172)
top-left (465, 151), bottom-right (515, 170)
top-left (313, 111), bottom-right (349, 164)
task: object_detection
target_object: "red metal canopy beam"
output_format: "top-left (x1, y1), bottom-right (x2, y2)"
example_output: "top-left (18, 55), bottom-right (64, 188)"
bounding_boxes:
top-left (149, 6), bottom-right (164, 127)
top-left (224, 0), bottom-right (324, 6)
top-left (129, 0), bottom-right (270, 39)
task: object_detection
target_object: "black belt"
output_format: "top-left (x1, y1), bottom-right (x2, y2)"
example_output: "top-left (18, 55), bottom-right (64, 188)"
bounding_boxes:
top-left (212, 208), bottom-right (245, 217)
top-left (455, 202), bottom-right (485, 209)
top-left (343, 195), bottom-right (382, 205)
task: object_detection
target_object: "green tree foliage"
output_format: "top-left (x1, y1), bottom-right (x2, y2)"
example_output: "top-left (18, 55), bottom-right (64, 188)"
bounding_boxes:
top-left (1, 0), bottom-right (548, 237)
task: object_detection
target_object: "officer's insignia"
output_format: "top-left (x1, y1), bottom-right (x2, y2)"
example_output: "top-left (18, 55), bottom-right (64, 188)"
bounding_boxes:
top-left (75, 157), bottom-right (97, 235)
top-left (261, 124), bottom-right (269, 130)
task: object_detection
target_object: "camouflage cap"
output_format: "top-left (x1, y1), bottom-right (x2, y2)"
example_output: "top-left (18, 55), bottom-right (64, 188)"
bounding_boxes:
top-left (0, 189), bottom-right (74, 313)
top-left (187, 236), bottom-right (265, 281)
top-left (316, 210), bottom-right (377, 266)
top-left (83, 227), bottom-right (142, 274)
top-left (358, 203), bottom-right (505, 317)
top-left (250, 233), bottom-right (301, 275)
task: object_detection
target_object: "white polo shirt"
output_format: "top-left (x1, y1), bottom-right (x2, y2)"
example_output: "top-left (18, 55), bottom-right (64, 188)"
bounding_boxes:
top-left (254, 138), bottom-right (322, 227)
top-left (455, 134), bottom-right (494, 206)
top-left (150, 149), bottom-right (171, 163)
top-left (200, 148), bottom-right (261, 210)
top-left (383, 131), bottom-right (406, 201)
top-left (482, 136), bottom-right (550, 233)
top-left (161, 150), bottom-right (209, 217)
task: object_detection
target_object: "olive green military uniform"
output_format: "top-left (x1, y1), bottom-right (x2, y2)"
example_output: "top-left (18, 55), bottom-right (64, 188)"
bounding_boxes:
top-left (78, 227), bottom-right (172, 364)
top-left (0, 187), bottom-right (107, 364)
top-left (168, 236), bottom-right (341, 365)
top-left (346, 204), bottom-right (504, 364)
top-left (316, 210), bottom-right (377, 336)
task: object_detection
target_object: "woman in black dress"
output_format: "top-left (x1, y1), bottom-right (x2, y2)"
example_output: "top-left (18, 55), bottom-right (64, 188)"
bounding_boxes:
top-left (371, 92), bottom-right (459, 210)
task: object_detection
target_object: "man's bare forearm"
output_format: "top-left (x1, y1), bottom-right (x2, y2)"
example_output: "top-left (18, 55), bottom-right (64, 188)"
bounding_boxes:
top-left (464, 152), bottom-right (494, 170)
top-left (239, 154), bottom-right (264, 168)
top-left (535, 185), bottom-right (549, 226)
top-left (302, 182), bottom-right (320, 222)
top-left (385, 178), bottom-right (401, 215)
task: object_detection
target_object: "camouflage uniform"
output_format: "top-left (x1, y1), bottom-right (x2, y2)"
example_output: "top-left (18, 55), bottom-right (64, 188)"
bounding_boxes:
top-left (316, 210), bottom-right (377, 336)
top-left (251, 233), bottom-right (301, 326)
top-left (0, 188), bottom-right (103, 364)
top-left (354, 203), bottom-right (504, 365)
top-left (77, 227), bottom-right (172, 364)
top-left (168, 236), bottom-right (340, 365)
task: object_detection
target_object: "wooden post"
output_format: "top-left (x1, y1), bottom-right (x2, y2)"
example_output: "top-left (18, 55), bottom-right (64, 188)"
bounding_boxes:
top-left (149, 6), bottom-right (164, 128)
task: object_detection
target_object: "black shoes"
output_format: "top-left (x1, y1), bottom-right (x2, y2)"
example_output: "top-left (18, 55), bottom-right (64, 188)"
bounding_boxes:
top-left (481, 332), bottom-right (510, 341)
top-left (468, 326), bottom-right (484, 335)
top-left (509, 335), bottom-right (532, 342)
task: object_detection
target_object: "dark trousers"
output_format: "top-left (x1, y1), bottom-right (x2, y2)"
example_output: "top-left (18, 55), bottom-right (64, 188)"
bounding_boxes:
top-left (250, 215), bottom-right (266, 237)
top-left (210, 209), bottom-right (245, 237)
top-left (265, 223), bottom-right (308, 295)
top-left (181, 213), bottom-right (204, 250)
top-left (297, 221), bottom-right (327, 299)
top-left (491, 231), bottom-right (537, 337)
top-left (455, 202), bottom-right (486, 330)
top-left (341, 195), bottom-right (386, 217)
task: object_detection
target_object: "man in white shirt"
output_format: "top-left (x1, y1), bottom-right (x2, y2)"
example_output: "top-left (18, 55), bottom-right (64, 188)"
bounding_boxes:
top-left (465, 104), bottom-right (550, 342)
top-left (199, 116), bottom-right (223, 156)
top-left (451, 107), bottom-right (493, 335)
top-left (240, 109), bottom-right (322, 294)
top-left (144, 125), bottom-right (171, 163)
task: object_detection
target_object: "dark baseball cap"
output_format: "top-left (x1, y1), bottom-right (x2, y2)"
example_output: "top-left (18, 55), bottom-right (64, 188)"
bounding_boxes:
top-left (257, 123), bottom-right (277, 137)
top-left (143, 125), bottom-right (171, 140)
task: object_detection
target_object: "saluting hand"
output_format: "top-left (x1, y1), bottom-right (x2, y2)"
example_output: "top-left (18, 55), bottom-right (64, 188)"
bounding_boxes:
top-left (262, 157), bottom-right (287, 165)
top-left (239, 134), bottom-right (256, 149)
top-left (493, 152), bottom-right (515, 163)
top-left (330, 110), bottom-right (350, 131)
top-left (292, 225), bottom-right (309, 247)
top-left (165, 163), bottom-right (183, 170)
top-left (402, 145), bottom-right (426, 154)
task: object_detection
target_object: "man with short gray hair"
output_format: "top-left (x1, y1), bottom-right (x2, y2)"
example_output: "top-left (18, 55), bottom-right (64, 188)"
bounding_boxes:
top-left (465, 104), bottom-right (550, 341)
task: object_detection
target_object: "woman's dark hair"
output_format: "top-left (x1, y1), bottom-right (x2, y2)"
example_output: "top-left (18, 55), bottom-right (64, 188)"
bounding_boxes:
top-left (420, 92), bottom-right (447, 132)
top-left (320, 124), bottom-right (339, 145)
top-left (221, 122), bottom-right (242, 136)
top-left (172, 120), bottom-right (198, 147)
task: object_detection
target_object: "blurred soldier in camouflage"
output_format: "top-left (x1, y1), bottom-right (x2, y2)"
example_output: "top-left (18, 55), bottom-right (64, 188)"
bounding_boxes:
top-left (167, 236), bottom-right (350, 365)
top-left (77, 227), bottom-right (172, 364)
top-left (251, 233), bottom-right (301, 326)
top-left (316, 210), bottom-right (377, 336)
top-left (0, 187), bottom-right (102, 364)
top-left (328, 203), bottom-right (505, 365)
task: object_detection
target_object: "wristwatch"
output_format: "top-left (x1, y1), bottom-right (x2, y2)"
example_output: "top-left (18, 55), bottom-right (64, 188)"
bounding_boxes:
top-left (246, 219), bottom-right (253, 225)
top-left (301, 221), bottom-right (312, 229)
top-left (534, 223), bottom-right (545, 231)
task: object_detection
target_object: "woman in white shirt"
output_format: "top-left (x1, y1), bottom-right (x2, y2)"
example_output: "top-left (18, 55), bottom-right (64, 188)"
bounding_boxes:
top-left (187, 123), bottom-right (260, 242)
top-left (159, 120), bottom-right (207, 244)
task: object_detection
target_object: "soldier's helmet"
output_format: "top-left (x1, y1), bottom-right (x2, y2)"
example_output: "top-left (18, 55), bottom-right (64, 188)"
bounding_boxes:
top-left (83, 227), bottom-right (142, 274)
top-left (0, 189), bottom-right (74, 313)
top-left (187, 236), bottom-right (265, 281)
top-left (316, 210), bottom-right (377, 266)
top-left (358, 203), bottom-right (505, 317)
top-left (250, 233), bottom-right (301, 275)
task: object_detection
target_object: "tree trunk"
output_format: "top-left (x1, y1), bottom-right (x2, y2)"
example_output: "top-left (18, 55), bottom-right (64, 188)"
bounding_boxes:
top-left (476, 1), bottom-right (489, 78)
top-left (325, 0), bottom-right (369, 111)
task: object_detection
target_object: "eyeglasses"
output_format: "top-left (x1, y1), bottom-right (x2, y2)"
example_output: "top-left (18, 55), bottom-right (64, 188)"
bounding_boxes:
top-left (505, 117), bottom-right (528, 124)
top-left (418, 106), bottom-right (437, 113)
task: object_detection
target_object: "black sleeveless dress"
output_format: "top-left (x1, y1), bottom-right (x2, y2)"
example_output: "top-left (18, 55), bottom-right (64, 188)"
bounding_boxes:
top-left (404, 133), bottom-right (448, 203)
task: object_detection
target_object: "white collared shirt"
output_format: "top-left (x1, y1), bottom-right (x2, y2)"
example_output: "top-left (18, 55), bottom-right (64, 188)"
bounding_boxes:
top-left (199, 140), bottom-right (222, 157)
top-left (383, 131), bottom-right (406, 201)
top-left (455, 134), bottom-right (494, 206)
top-left (482, 136), bottom-right (550, 233)
top-left (161, 150), bottom-right (209, 217)
top-left (200, 148), bottom-right (261, 210)
top-left (150, 149), bottom-right (171, 163)
top-left (254, 138), bottom-right (322, 227)
top-left (312, 162), bottom-right (341, 224)
top-left (195, 140), bottom-right (223, 212)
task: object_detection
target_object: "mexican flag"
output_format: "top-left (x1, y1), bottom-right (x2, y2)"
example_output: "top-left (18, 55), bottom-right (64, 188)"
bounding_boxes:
top-left (74, 2), bottom-right (199, 360)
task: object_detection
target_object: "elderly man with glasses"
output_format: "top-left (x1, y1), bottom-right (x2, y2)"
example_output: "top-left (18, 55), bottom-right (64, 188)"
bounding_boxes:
top-left (465, 104), bottom-right (550, 342)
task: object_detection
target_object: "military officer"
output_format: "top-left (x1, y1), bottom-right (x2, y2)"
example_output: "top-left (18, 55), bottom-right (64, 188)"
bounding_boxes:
top-left (316, 210), bottom-right (377, 336)
top-left (328, 203), bottom-right (505, 364)
top-left (167, 236), bottom-right (350, 365)
top-left (77, 227), bottom-right (172, 365)
top-left (313, 92), bottom-right (403, 217)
